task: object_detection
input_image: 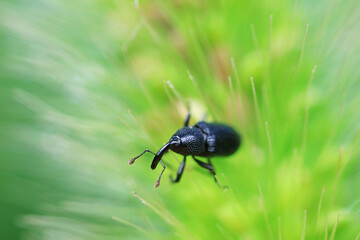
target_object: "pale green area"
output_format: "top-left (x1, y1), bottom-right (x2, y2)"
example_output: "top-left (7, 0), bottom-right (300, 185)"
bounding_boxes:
top-left (1, 0), bottom-right (360, 239)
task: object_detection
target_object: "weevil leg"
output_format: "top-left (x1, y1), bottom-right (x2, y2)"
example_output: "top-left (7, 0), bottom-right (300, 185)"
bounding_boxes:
top-left (192, 156), bottom-right (227, 190)
top-left (207, 158), bottom-right (228, 190)
top-left (154, 160), bottom-right (166, 188)
top-left (129, 149), bottom-right (156, 165)
top-left (192, 156), bottom-right (216, 176)
top-left (170, 156), bottom-right (187, 183)
top-left (184, 111), bottom-right (191, 127)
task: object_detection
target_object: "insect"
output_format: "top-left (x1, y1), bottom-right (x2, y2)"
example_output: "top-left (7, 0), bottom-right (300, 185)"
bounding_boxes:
top-left (129, 112), bottom-right (241, 188)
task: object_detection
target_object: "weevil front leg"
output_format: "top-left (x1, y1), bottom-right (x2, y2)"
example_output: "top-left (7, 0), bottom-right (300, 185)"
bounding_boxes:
top-left (129, 149), bottom-right (156, 165)
top-left (184, 111), bottom-right (191, 127)
top-left (170, 156), bottom-right (187, 183)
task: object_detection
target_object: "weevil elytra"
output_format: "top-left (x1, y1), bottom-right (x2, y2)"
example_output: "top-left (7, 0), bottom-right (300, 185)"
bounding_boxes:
top-left (129, 112), bottom-right (241, 188)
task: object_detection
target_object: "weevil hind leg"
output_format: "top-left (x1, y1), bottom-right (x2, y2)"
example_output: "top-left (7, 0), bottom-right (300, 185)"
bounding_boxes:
top-left (207, 158), bottom-right (228, 190)
top-left (129, 149), bottom-right (156, 165)
top-left (170, 156), bottom-right (187, 183)
top-left (192, 156), bottom-right (227, 190)
top-left (192, 156), bottom-right (215, 175)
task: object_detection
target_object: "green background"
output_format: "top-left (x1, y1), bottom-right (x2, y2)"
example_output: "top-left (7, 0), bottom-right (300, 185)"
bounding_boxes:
top-left (1, 0), bottom-right (359, 239)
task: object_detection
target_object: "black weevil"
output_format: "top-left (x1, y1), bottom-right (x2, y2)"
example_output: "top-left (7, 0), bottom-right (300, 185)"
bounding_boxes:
top-left (129, 112), bottom-right (241, 188)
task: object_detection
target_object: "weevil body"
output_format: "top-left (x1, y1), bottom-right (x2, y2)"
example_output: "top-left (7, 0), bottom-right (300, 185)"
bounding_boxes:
top-left (129, 112), bottom-right (241, 188)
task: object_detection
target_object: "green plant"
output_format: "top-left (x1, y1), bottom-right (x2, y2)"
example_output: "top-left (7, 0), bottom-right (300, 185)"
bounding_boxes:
top-left (1, 0), bottom-right (359, 239)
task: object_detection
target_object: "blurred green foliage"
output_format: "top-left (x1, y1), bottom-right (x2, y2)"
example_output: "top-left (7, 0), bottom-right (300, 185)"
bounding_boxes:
top-left (1, 0), bottom-right (360, 239)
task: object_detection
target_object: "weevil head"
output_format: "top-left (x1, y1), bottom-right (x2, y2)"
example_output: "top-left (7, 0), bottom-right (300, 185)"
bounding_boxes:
top-left (169, 127), bottom-right (206, 156)
top-left (151, 127), bottom-right (206, 170)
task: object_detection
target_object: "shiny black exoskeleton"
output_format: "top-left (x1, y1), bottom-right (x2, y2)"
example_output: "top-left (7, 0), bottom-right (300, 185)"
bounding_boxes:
top-left (129, 112), bottom-right (241, 188)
